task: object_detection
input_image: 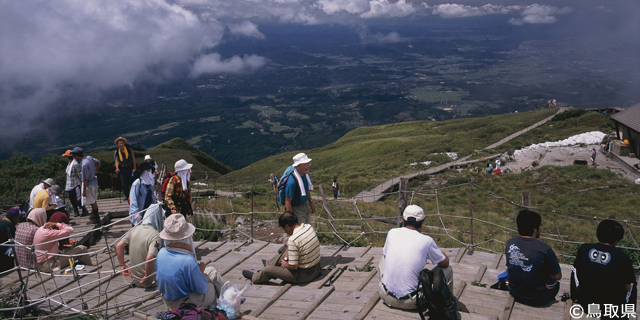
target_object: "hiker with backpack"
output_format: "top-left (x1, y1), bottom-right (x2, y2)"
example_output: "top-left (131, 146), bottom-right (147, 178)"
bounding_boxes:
top-left (378, 205), bottom-right (455, 313)
top-left (331, 179), bottom-right (339, 199)
top-left (128, 161), bottom-right (157, 226)
top-left (164, 159), bottom-right (193, 218)
top-left (278, 153), bottom-right (315, 224)
top-left (71, 147), bottom-right (102, 226)
top-left (114, 137), bottom-right (137, 200)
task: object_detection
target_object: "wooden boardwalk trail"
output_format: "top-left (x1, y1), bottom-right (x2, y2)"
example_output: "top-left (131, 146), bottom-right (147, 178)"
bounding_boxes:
top-left (1, 208), bottom-right (615, 320)
top-left (354, 108), bottom-right (566, 202)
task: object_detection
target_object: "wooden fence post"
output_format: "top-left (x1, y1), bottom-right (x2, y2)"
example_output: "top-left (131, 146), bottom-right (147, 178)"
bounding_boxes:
top-left (521, 190), bottom-right (531, 208)
top-left (468, 178), bottom-right (474, 254)
top-left (397, 178), bottom-right (408, 227)
top-left (250, 186), bottom-right (254, 243)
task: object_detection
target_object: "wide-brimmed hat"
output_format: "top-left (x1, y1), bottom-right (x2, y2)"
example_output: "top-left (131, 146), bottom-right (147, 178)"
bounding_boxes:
top-left (174, 159), bottom-right (193, 172)
top-left (292, 153), bottom-right (312, 167)
top-left (114, 137), bottom-right (128, 145)
top-left (61, 150), bottom-right (73, 157)
top-left (42, 178), bottom-right (55, 187)
top-left (403, 205), bottom-right (425, 222)
top-left (160, 214), bottom-right (196, 241)
top-left (49, 185), bottom-right (62, 195)
top-left (138, 161), bottom-right (153, 173)
top-left (144, 155), bottom-right (152, 161)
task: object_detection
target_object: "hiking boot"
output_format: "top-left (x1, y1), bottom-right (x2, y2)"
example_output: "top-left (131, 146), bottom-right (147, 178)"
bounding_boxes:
top-left (242, 270), bottom-right (254, 281)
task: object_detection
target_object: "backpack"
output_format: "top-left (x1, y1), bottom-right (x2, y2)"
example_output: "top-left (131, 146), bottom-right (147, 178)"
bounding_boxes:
top-left (416, 267), bottom-right (460, 320)
top-left (156, 303), bottom-right (228, 320)
top-left (276, 166), bottom-right (296, 205)
top-left (161, 172), bottom-right (177, 200)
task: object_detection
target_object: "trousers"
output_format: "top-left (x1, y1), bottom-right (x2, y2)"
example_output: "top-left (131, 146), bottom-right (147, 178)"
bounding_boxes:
top-left (251, 250), bottom-right (320, 284)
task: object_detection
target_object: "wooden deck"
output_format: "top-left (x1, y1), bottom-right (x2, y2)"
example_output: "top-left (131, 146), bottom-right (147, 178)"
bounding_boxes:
top-left (1, 206), bottom-right (634, 319)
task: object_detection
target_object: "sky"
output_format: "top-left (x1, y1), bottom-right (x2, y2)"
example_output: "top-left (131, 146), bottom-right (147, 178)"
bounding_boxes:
top-left (0, 0), bottom-right (638, 143)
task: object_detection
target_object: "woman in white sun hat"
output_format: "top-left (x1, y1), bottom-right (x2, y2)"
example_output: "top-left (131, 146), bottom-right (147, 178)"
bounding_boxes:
top-left (164, 159), bottom-right (193, 217)
top-left (156, 214), bottom-right (225, 310)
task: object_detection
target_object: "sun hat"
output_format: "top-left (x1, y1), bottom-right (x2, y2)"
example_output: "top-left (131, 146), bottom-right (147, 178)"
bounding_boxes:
top-left (49, 185), bottom-right (62, 195)
top-left (61, 150), bottom-right (73, 157)
top-left (160, 214), bottom-right (196, 241)
top-left (292, 153), bottom-right (312, 167)
top-left (42, 178), bottom-right (55, 187)
top-left (114, 137), bottom-right (128, 145)
top-left (403, 205), bottom-right (425, 221)
top-left (144, 155), bottom-right (152, 161)
top-left (70, 147), bottom-right (84, 155)
top-left (174, 159), bottom-right (193, 172)
top-left (6, 207), bottom-right (20, 219)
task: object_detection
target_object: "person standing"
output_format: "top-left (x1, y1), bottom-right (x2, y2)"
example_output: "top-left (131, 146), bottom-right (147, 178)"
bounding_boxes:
top-left (128, 162), bottom-right (156, 226)
top-left (572, 220), bottom-right (636, 319)
top-left (331, 179), bottom-right (339, 200)
top-left (165, 159), bottom-right (193, 217)
top-left (269, 173), bottom-right (278, 193)
top-left (284, 153), bottom-right (315, 224)
top-left (114, 137), bottom-right (137, 200)
top-left (71, 147), bottom-right (101, 226)
top-left (591, 148), bottom-right (597, 166)
top-left (505, 210), bottom-right (562, 306)
top-left (144, 155), bottom-right (160, 180)
top-left (63, 150), bottom-right (88, 217)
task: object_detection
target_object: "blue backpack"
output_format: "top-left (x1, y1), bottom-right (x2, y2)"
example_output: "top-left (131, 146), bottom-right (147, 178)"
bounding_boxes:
top-left (277, 166), bottom-right (295, 205)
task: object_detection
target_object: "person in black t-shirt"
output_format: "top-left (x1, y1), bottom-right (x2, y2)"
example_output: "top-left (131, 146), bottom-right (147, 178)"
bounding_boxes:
top-left (573, 220), bottom-right (636, 319)
top-left (505, 210), bottom-right (562, 306)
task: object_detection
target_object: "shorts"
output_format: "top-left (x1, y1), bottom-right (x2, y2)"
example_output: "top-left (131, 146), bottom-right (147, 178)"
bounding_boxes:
top-left (85, 186), bottom-right (97, 205)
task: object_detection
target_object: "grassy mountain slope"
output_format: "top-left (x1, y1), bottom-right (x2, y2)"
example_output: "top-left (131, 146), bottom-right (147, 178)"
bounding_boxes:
top-left (225, 109), bottom-right (614, 197)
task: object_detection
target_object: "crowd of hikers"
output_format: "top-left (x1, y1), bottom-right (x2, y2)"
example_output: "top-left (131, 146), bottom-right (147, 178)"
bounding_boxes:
top-left (0, 137), bottom-right (636, 320)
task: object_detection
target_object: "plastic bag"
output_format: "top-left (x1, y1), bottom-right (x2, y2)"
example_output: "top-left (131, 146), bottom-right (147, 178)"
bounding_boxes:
top-left (216, 281), bottom-right (250, 320)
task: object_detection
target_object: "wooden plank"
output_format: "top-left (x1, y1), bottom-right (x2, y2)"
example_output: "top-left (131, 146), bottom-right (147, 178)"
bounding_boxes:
top-left (317, 267), bottom-right (341, 289)
top-left (563, 299), bottom-right (574, 320)
top-left (474, 265), bottom-right (487, 283)
top-left (331, 245), bottom-right (345, 257)
top-left (298, 286), bottom-right (335, 320)
top-left (491, 253), bottom-right (503, 269)
top-left (220, 242), bottom-right (270, 276)
top-left (357, 246), bottom-right (372, 258)
top-left (355, 269), bottom-right (378, 292)
top-left (323, 255), bottom-right (342, 270)
top-left (502, 294), bottom-right (515, 320)
top-left (357, 256), bottom-right (374, 270)
top-left (455, 246), bottom-right (467, 263)
top-left (455, 281), bottom-right (467, 300)
top-left (252, 284), bottom-right (292, 317)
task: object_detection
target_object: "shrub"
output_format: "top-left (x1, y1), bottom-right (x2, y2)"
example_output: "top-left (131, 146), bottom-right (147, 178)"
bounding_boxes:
top-left (551, 109), bottom-right (588, 122)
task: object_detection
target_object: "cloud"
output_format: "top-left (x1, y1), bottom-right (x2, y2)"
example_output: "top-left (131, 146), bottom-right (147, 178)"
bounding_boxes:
top-left (360, 0), bottom-right (416, 19)
top-left (509, 4), bottom-right (572, 25)
top-left (190, 53), bottom-right (268, 77)
top-left (318, 0), bottom-right (370, 15)
top-left (372, 32), bottom-right (405, 43)
top-left (430, 4), bottom-right (520, 19)
top-left (228, 21), bottom-right (266, 39)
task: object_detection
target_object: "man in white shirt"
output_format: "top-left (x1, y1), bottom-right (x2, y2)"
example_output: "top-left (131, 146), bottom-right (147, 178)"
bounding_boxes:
top-left (378, 205), bottom-right (453, 310)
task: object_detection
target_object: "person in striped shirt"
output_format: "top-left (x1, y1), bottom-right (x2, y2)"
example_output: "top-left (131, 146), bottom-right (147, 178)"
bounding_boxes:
top-left (243, 212), bottom-right (321, 284)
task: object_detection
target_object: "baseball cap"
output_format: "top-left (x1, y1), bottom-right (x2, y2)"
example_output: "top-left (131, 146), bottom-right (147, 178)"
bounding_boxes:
top-left (403, 205), bottom-right (425, 221)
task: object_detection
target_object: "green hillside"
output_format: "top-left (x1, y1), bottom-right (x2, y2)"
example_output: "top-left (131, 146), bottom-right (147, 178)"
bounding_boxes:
top-left (225, 109), bottom-right (613, 196)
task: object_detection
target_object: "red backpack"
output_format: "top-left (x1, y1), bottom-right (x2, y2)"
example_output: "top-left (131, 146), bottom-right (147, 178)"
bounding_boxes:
top-left (161, 172), bottom-right (178, 200)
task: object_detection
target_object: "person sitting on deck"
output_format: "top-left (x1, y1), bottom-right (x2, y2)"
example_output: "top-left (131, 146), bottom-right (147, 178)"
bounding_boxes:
top-left (128, 161), bottom-right (157, 226)
top-left (572, 220), bottom-right (636, 319)
top-left (15, 209), bottom-right (47, 269)
top-left (29, 178), bottom-right (54, 210)
top-left (116, 204), bottom-right (163, 287)
top-left (505, 210), bottom-right (562, 306)
top-left (33, 213), bottom-right (93, 272)
top-left (33, 184), bottom-right (61, 218)
top-left (378, 205), bottom-right (453, 310)
top-left (0, 207), bottom-right (21, 273)
top-left (242, 212), bottom-right (321, 285)
top-left (156, 214), bottom-right (224, 310)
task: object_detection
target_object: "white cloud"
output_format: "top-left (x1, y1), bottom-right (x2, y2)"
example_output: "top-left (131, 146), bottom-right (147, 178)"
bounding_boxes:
top-left (372, 32), bottom-right (404, 43)
top-left (318, 0), bottom-right (370, 15)
top-left (509, 4), bottom-right (572, 25)
top-left (190, 53), bottom-right (268, 77)
top-left (228, 21), bottom-right (266, 39)
top-left (361, 0), bottom-right (416, 19)
top-left (430, 4), bottom-right (520, 19)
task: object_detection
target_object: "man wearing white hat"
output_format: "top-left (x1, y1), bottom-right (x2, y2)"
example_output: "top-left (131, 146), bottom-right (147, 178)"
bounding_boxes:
top-left (284, 153), bottom-right (315, 224)
top-left (378, 205), bottom-right (453, 310)
top-left (156, 214), bottom-right (224, 310)
top-left (164, 159), bottom-right (193, 217)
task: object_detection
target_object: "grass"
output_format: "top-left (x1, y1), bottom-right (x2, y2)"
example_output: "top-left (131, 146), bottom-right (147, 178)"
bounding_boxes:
top-left (224, 109), bottom-right (557, 197)
top-left (198, 164), bottom-right (640, 268)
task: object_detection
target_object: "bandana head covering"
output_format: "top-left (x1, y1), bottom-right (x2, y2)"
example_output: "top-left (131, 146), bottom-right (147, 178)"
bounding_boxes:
top-left (141, 204), bottom-right (164, 233)
top-left (27, 209), bottom-right (47, 227)
top-left (49, 212), bottom-right (70, 225)
top-left (6, 207), bottom-right (20, 219)
top-left (177, 169), bottom-right (191, 191)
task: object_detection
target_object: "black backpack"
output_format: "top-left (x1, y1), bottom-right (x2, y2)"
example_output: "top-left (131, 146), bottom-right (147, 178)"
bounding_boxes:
top-left (416, 267), bottom-right (460, 320)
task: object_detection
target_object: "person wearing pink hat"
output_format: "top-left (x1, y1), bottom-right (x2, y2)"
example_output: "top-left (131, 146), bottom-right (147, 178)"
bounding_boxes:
top-left (156, 214), bottom-right (224, 310)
